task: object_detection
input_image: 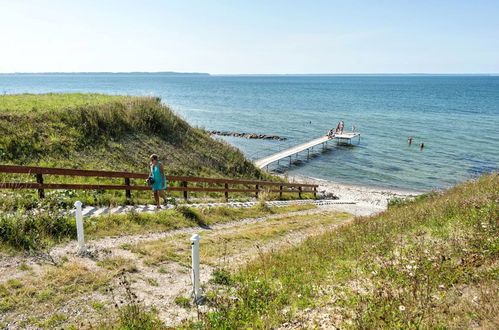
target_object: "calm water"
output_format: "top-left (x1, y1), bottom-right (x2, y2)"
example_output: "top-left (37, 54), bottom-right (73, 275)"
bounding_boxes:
top-left (1, 73), bottom-right (498, 191)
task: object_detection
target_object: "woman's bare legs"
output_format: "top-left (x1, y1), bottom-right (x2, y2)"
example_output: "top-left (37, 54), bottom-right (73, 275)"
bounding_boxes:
top-left (153, 190), bottom-right (168, 208)
top-left (153, 191), bottom-right (160, 208)
top-left (158, 190), bottom-right (168, 204)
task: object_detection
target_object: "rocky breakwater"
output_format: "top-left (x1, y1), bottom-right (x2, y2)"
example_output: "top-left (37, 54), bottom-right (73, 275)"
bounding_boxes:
top-left (209, 131), bottom-right (287, 141)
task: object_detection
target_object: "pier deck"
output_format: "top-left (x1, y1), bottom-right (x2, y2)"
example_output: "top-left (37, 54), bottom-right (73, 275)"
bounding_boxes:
top-left (254, 132), bottom-right (360, 169)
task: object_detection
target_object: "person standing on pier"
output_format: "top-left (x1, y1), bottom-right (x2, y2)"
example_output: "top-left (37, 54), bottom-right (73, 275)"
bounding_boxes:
top-left (340, 121), bottom-right (345, 134)
top-left (335, 122), bottom-right (341, 133)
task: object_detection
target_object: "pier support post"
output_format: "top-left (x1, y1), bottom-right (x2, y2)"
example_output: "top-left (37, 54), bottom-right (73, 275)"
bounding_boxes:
top-left (307, 149), bottom-right (310, 160)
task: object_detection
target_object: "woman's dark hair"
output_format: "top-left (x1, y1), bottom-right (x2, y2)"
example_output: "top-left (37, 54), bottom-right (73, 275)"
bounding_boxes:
top-left (150, 154), bottom-right (158, 161)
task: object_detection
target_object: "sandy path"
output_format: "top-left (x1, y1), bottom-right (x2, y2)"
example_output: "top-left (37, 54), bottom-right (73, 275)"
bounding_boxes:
top-left (0, 182), bottom-right (401, 288)
top-left (0, 205), bottom-right (356, 328)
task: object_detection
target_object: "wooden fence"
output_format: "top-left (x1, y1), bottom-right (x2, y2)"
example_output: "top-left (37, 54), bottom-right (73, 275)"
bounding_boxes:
top-left (0, 165), bottom-right (317, 200)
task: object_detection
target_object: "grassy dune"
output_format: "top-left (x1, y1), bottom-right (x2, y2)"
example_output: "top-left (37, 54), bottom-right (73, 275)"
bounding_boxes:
top-left (0, 93), bottom-right (274, 208)
top-left (0, 93), bottom-right (263, 177)
top-left (197, 174), bottom-right (498, 328)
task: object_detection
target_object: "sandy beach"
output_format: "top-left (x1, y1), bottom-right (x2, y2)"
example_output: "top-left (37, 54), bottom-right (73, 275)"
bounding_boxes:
top-left (284, 174), bottom-right (424, 216)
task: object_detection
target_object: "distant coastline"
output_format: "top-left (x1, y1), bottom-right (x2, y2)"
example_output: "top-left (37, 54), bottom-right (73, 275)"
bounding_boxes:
top-left (0, 71), bottom-right (211, 76)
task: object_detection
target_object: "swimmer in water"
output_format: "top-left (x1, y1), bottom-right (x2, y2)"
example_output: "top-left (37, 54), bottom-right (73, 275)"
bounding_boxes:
top-left (420, 142), bottom-right (425, 149)
top-left (408, 137), bottom-right (414, 145)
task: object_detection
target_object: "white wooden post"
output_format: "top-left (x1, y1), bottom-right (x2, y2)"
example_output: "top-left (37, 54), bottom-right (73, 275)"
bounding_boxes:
top-left (190, 234), bottom-right (202, 302)
top-left (74, 201), bottom-right (87, 255)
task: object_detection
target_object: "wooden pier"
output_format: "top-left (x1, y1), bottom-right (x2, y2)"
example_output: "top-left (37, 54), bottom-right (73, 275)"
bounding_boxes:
top-left (254, 132), bottom-right (360, 169)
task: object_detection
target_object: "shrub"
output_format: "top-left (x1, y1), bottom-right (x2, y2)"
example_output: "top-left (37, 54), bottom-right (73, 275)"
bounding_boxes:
top-left (209, 268), bottom-right (234, 286)
top-left (0, 209), bottom-right (75, 250)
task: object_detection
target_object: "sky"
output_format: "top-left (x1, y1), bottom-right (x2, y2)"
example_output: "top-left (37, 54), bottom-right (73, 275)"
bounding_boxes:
top-left (0, 0), bottom-right (498, 74)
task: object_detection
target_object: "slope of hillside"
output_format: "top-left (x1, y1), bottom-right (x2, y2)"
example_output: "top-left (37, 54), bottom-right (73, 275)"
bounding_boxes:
top-left (0, 93), bottom-right (266, 179)
top-left (198, 174), bottom-right (498, 328)
top-left (0, 93), bottom-right (277, 208)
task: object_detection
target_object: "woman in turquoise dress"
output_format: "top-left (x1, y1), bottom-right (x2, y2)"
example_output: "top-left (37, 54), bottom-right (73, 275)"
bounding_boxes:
top-left (149, 154), bottom-right (168, 209)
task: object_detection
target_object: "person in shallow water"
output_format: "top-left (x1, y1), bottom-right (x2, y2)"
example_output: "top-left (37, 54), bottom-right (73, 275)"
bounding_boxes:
top-left (408, 137), bottom-right (414, 145)
top-left (420, 142), bottom-right (425, 149)
top-left (149, 154), bottom-right (168, 209)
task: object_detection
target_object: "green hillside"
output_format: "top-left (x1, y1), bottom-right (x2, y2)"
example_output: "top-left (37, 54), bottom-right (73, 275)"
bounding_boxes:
top-left (0, 93), bottom-right (272, 208)
top-left (0, 93), bottom-right (265, 178)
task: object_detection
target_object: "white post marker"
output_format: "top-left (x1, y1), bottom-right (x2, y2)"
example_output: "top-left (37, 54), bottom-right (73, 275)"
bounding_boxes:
top-left (74, 201), bottom-right (87, 255)
top-left (190, 234), bottom-right (202, 302)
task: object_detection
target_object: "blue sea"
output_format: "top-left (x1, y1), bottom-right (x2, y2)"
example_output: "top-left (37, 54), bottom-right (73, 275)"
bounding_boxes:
top-left (1, 73), bottom-right (498, 192)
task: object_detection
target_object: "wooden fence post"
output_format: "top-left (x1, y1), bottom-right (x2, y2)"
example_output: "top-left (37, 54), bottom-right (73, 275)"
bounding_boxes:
top-left (182, 181), bottom-right (188, 200)
top-left (36, 173), bottom-right (45, 198)
top-left (298, 186), bottom-right (302, 199)
top-left (313, 186), bottom-right (317, 198)
top-left (279, 185), bottom-right (283, 199)
top-left (225, 183), bottom-right (229, 202)
top-left (124, 177), bottom-right (131, 200)
top-left (255, 184), bottom-right (259, 198)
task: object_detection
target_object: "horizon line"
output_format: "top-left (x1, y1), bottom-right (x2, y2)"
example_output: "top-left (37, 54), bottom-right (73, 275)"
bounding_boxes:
top-left (1, 71), bottom-right (498, 76)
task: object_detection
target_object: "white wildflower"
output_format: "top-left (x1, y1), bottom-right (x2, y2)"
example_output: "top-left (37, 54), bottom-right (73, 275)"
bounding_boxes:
top-left (406, 265), bottom-right (413, 270)
top-left (399, 305), bottom-right (406, 311)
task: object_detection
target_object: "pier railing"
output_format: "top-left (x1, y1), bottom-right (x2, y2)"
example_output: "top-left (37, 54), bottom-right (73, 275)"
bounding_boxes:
top-left (0, 165), bottom-right (317, 200)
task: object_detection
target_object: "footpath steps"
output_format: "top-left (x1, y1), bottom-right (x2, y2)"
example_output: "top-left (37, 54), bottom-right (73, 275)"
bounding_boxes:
top-left (71, 199), bottom-right (355, 217)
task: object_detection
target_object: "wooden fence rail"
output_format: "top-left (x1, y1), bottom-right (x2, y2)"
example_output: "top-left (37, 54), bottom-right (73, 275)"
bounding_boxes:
top-left (0, 165), bottom-right (317, 201)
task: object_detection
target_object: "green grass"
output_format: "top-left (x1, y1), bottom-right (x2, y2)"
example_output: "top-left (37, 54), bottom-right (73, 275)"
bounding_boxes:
top-left (0, 203), bottom-right (316, 252)
top-left (0, 93), bottom-right (127, 112)
top-left (0, 93), bottom-right (278, 209)
top-left (194, 174), bottom-right (498, 328)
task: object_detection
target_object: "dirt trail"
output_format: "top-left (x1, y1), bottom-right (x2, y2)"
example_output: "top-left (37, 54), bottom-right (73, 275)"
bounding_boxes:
top-left (0, 204), bottom-right (358, 328)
